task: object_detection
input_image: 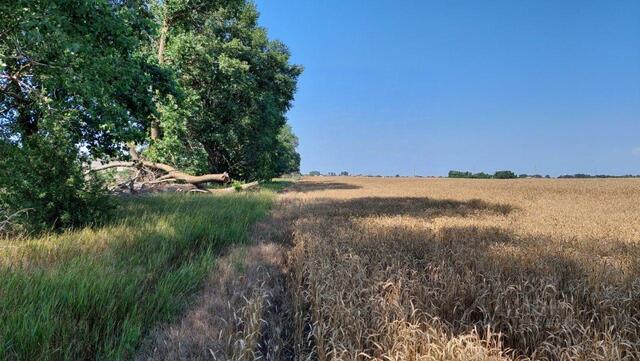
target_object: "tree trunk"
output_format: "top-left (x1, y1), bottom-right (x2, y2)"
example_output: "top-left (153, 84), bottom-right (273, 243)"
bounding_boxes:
top-left (150, 120), bottom-right (160, 140)
top-left (157, 14), bottom-right (168, 65)
top-left (127, 142), bottom-right (140, 161)
top-left (150, 10), bottom-right (169, 140)
top-left (88, 161), bottom-right (230, 185)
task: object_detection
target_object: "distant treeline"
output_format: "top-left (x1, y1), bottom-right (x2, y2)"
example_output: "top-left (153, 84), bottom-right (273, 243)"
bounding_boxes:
top-left (558, 174), bottom-right (640, 179)
top-left (308, 171), bottom-right (640, 179)
top-left (309, 171), bottom-right (349, 176)
top-left (448, 170), bottom-right (518, 179)
top-left (449, 171), bottom-right (640, 179)
top-left (519, 174), bottom-right (552, 178)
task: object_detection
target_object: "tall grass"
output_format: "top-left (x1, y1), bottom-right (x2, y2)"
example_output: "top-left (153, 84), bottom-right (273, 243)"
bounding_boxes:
top-left (0, 192), bottom-right (274, 361)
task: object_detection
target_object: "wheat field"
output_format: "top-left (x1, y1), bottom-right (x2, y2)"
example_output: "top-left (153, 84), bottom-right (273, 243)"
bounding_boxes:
top-left (281, 177), bottom-right (640, 361)
top-left (136, 177), bottom-right (640, 361)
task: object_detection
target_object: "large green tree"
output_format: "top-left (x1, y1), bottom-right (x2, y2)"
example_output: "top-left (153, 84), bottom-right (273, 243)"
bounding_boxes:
top-left (0, 0), bottom-right (172, 155)
top-left (1, 0), bottom-right (302, 232)
top-left (0, 0), bottom-right (171, 231)
top-left (148, 0), bottom-right (302, 180)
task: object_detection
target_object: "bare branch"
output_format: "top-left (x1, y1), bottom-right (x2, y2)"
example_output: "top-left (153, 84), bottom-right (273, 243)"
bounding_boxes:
top-left (87, 160), bottom-right (230, 186)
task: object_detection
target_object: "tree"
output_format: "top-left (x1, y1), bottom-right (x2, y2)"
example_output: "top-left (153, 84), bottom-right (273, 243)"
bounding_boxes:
top-left (449, 170), bottom-right (472, 178)
top-left (340, 171), bottom-right (349, 176)
top-left (493, 170), bottom-right (517, 179)
top-left (472, 172), bottom-right (492, 179)
top-left (449, 170), bottom-right (517, 179)
top-left (309, 171), bottom-right (321, 176)
top-left (1, 0), bottom-right (167, 154)
top-left (0, 0), bottom-right (169, 231)
top-left (274, 124), bottom-right (301, 175)
top-left (1, 0), bottom-right (302, 231)
top-left (149, 0), bottom-right (302, 181)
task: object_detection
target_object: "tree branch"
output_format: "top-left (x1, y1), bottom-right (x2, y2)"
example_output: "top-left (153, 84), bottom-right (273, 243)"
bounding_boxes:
top-left (87, 160), bottom-right (230, 185)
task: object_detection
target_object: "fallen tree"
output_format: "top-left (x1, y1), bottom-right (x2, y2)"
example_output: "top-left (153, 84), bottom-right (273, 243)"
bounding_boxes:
top-left (88, 161), bottom-right (229, 185)
top-left (0, 208), bottom-right (32, 236)
top-left (87, 160), bottom-right (231, 194)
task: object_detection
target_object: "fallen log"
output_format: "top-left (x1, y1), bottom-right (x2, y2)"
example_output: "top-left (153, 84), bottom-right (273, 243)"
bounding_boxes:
top-left (87, 160), bottom-right (230, 186)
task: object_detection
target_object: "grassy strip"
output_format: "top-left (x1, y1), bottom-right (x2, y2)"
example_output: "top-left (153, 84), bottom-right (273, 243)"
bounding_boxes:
top-left (0, 191), bottom-right (276, 360)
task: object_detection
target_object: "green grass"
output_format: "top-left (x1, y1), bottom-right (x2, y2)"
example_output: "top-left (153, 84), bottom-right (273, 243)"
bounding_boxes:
top-left (0, 191), bottom-right (276, 361)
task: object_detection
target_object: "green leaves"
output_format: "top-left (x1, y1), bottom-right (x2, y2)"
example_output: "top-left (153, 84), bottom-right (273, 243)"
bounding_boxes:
top-left (0, 0), bottom-right (302, 233)
top-left (0, 0), bottom-right (167, 156)
top-left (0, 136), bottom-right (113, 233)
top-left (152, 0), bottom-right (301, 180)
top-left (0, 0), bottom-right (167, 231)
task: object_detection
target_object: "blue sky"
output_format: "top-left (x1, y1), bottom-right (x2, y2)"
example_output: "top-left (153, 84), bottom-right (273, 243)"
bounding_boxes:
top-left (255, 0), bottom-right (640, 176)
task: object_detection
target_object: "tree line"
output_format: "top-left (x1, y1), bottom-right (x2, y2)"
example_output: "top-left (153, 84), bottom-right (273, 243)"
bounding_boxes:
top-left (0, 0), bottom-right (301, 233)
top-left (558, 174), bottom-right (640, 178)
top-left (448, 170), bottom-right (518, 179)
top-left (449, 171), bottom-right (640, 179)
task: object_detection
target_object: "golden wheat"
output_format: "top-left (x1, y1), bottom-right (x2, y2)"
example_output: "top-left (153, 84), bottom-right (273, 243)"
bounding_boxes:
top-left (133, 178), bottom-right (640, 360)
top-left (283, 177), bottom-right (640, 361)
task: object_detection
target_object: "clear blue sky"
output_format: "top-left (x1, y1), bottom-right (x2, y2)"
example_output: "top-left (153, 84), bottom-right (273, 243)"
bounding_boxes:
top-left (255, 0), bottom-right (640, 176)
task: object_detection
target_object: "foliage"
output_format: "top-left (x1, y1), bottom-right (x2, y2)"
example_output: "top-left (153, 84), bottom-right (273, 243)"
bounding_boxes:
top-left (144, 96), bottom-right (210, 175)
top-left (448, 170), bottom-right (517, 179)
top-left (309, 171), bottom-right (321, 176)
top-left (449, 170), bottom-right (488, 178)
top-left (1, 0), bottom-right (302, 232)
top-left (153, 0), bottom-right (302, 181)
top-left (0, 191), bottom-right (275, 360)
top-left (493, 170), bottom-right (517, 179)
top-left (274, 124), bottom-right (301, 176)
top-left (340, 171), bottom-right (349, 176)
top-left (0, 0), bottom-right (170, 157)
top-left (0, 137), bottom-right (112, 233)
top-left (0, 0), bottom-right (173, 231)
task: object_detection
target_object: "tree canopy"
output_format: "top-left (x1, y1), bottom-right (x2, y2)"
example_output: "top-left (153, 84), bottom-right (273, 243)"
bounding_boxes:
top-left (147, 0), bottom-right (302, 180)
top-left (0, 0), bottom-right (169, 154)
top-left (1, 0), bottom-right (302, 232)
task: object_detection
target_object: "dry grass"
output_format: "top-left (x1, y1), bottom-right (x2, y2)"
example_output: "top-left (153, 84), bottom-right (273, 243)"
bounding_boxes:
top-left (135, 243), bottom-right (289, 361)
top-left (135, 195), bottom-right (298, 361)
top-left (282, 177), bottom-right (640, 360)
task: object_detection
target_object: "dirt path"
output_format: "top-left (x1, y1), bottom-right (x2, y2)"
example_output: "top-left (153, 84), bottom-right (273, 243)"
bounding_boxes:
top-left (135, 193), bottom-right (300, 361)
